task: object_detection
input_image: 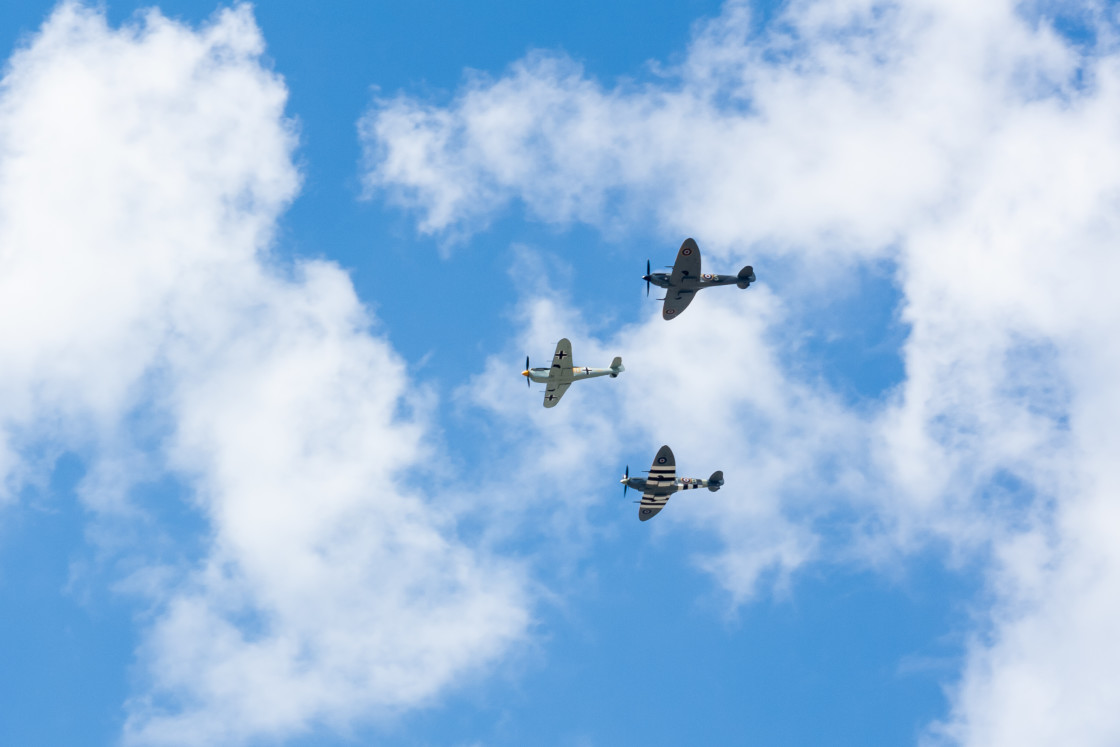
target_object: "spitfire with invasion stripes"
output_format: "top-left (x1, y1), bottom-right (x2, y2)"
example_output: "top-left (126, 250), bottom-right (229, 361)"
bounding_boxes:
top-left (621, 445), bottom-right (724, 521)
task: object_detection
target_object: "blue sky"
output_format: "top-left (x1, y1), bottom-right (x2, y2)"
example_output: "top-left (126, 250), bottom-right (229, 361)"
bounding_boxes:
top-left (1, 2), bottom-right (1118, 746)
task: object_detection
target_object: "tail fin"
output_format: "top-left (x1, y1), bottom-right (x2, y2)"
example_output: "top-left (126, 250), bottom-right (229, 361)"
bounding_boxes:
top-left (736, 265), bottom-right (756, 289)
top-left (707, 470), bottom-right (724, 491)
top-left (610, 356), bottom-right (624, 377)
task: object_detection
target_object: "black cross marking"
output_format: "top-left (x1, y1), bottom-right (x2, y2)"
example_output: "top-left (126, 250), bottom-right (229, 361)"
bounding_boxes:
top-left (555, 350), bottom-right (568, 360)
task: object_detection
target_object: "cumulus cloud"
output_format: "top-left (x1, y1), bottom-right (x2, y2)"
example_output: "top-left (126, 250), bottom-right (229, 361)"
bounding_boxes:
top-left (0, 4), bottom-right (528, 744)
top-left (460, 263), bottom-right (854, 600)
top-left (360, 0), bottom-right (1081, 255)
top-left (363, 0), bottom-right (1120, 743)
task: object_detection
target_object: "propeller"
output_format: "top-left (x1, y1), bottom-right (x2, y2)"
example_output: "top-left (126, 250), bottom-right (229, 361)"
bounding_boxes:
top-left (643, 259), bottom-right (651, 297)
top-left (621, 465), bottom-right (630, 496)
top-left (524, 355), bottom-right (531, 388)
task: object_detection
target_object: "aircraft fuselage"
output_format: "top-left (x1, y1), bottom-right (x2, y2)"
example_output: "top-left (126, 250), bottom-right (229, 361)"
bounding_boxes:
top-left (622, 475), bottom-right (716, 494)
top-left (523, 366), bottom-right (618, 384)
top-left (645, 271), bottom-right (745, 290)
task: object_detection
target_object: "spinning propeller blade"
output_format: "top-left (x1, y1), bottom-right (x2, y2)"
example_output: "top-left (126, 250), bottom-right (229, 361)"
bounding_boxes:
top-left (645, 260), bottom-right (651, 297)
top-left (525, 355), bottom-right (531, 388)
top-left (622, 465), bottom-right (630, 496)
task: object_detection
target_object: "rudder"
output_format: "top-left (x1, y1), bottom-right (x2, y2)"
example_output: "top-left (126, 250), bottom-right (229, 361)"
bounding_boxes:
top-left (736, 265), bottom-right (756, 289)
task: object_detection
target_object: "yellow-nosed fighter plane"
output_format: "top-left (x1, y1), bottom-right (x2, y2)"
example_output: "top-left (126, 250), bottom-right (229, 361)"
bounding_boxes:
top-left (522, 338), bottom-right (624, 408)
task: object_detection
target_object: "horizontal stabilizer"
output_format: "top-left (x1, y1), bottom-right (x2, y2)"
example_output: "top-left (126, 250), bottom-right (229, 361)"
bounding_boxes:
top-left (707, 470), bottom-right (724, 491)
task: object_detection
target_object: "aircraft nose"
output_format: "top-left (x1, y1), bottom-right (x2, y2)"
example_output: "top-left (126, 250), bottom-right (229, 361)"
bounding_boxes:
top-left (521, 370), bottom-right (530, 377)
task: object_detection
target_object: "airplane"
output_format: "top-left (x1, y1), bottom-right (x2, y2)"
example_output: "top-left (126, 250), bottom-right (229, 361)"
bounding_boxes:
top-left (643, 238), bottom-right (756, 319)
top-left (621, 444), bottom-right (723, 521)
top-left (522, 337), bottom-right (624, 408)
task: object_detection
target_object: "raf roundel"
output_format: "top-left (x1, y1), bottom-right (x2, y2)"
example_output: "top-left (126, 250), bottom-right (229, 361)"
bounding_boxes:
top-left (657, 456), bottom-right (667, 464)
top-left (682, 247), bottom-right (693, 256)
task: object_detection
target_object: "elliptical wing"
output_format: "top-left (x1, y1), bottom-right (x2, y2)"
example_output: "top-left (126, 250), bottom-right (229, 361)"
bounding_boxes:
top-left (638, 492), bottom-right (669, 521)
top-left (663, 239), bottom-right (701, 320)
top-left (638, 445), bottom-right (676, 521)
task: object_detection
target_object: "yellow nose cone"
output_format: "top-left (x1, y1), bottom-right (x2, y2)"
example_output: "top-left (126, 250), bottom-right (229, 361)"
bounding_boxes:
top-left (522, 370), bottom-right (530, 377)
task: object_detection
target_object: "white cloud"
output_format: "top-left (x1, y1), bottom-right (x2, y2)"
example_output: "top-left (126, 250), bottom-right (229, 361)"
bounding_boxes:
top-left (360, 0), bottom-right (1079, 255)
top-left (0, 4), bottom-right (529, 744)
top-left (460, 251), bottom-right (862, 601)
top-left (364, 0), bottom-right (1120, 743)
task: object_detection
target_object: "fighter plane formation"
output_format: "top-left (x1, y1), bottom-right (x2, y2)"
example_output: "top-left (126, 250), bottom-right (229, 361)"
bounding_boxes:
top-left (523, 238), bottom-right (755, 521)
